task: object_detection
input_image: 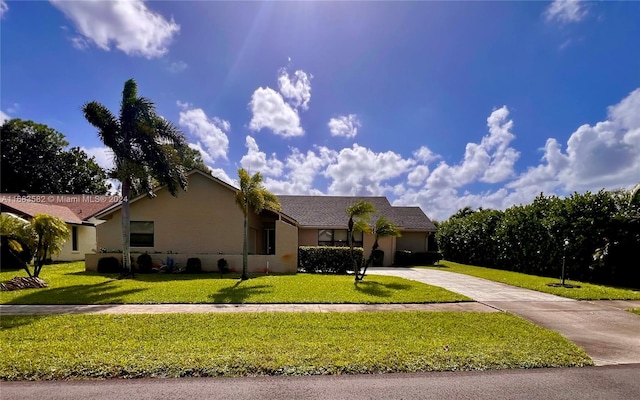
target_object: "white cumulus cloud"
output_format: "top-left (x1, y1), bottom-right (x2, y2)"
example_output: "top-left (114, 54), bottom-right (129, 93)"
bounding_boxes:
top-left (177, 102), bottom-right (230, 163)
top-left (325, 144), bottom-right (415, 196)
top-left (328, 114), bottom-right (361, 138)
top-left (0, 110), bottom-right (10, 124)
top-left (426, 106), bottom-right (519, 189)
top-left (545, 0), bottom-right (588, 24)
top-left (395, 89), bottom-right (640, 220)
top-left (50, 0), bottom-right (180, 58)
top-left (248, 87), bottom-right (303, 137)
top-left (264, 146), bottom-right (337, 195)
top-left (240, 136), bottom-right (285, 178)
top-left (278, 69), bottom-right (312, 110)
top-left (81, 146), bottom-right (115, 170)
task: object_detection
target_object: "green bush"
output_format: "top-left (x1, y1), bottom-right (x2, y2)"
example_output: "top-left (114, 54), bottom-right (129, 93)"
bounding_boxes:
top-left (136, 253), bottom-right (153, 273)
top-left (217, 258), bottom-right (229, 274)
top-left (186, 258), bottom-right (202, 273)
top-left (371, 249), bottom-right (384, 267)
top-left (298, 246), bottom-right (363, 274)
top-left (437, 190), bottom-right (640, 288)
top-left (394, 250), bottom-right (442, 266)
top-left (97, 257), bottom-right (121, 273)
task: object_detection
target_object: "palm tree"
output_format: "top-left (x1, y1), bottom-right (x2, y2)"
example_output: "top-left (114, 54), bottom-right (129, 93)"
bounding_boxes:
top-left (82, 79), bottom-right (189, 277)
top-left (346, 200), bottom-right (376, 281)
top-left (235, 168), bottom-right (281, 280)
top-left (357, 216), bottom-right (401, 281)
top-left (0, 213), bottom-right (69, 278)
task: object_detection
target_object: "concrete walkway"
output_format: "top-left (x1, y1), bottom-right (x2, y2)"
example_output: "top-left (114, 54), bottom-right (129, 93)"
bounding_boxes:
top-left (372, 267), bottom-right (640, 366)
top-left (0, 302), bottom-right (495, 315)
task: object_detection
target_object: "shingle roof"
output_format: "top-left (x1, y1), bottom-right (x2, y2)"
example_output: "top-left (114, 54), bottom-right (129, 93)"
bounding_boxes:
top-left (0, 201), bottom-right (83, 224)
top-left (0, 194), bottom-right (115, 223)
top-left (278, 195), bottom-right (436, 231)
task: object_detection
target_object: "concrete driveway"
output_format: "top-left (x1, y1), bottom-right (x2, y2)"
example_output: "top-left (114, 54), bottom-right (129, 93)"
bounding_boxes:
top-left (371, 267), bottom-right (640, 366)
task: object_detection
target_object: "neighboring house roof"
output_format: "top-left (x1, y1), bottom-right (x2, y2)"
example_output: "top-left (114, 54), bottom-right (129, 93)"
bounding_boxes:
top-left (278, 196), bottom-right (436, 231)
top-left (0, 194), bottom-right (115, 224)
top-left (391, 206), bottom-right (437, 231)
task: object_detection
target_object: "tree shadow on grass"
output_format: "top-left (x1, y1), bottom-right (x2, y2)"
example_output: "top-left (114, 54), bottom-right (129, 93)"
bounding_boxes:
top-left (1, 314), bottom-right (52, 331)
top-left (208, 280), bottom-right (273, 304)
top-left (3, 281), bottom-right (147, 305)
top-left (354, 280), bottom-right (412, 298)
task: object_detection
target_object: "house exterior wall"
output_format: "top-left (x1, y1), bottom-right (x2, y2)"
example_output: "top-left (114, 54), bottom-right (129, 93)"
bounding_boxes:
top-left (396, 232), bottom-right (429, 253)
top-left (90, 172), bottom-right (297, 273)
top-left (298, 228), bottom-right (319, 246)
top-left (96, 173), bottom-right (245, 254)
top-left (52, 224), bottom-right (95, 262)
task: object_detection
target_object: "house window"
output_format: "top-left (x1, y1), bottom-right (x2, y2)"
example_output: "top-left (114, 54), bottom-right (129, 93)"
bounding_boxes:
top-left (72, 226), bottom-right (78, 251)
top-left (130, 221), bottom-right (154, 247)
top-left (318, 229), bottom-right (363, 247)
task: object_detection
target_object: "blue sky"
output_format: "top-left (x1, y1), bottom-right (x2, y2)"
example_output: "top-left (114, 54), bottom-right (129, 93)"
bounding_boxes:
top-left (1, 0), bottom-right (639, 220)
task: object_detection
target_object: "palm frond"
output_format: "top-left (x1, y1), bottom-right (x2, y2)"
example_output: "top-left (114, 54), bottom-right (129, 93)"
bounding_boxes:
top-left (347, 200), bottom-right (376, 218)
top-left (374, 216), bottom-right (401, 239)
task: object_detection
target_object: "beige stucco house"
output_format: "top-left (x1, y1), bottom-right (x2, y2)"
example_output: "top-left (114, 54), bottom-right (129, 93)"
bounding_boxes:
top-left (0, 193), bottom-right (115, 262)
top-left (278, 196), bottom-right (437, 267)
top-left (87, 170), bottom-right (299, 274)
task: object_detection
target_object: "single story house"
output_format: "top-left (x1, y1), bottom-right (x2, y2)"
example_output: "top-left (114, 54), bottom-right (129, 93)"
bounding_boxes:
top-left (88, 170), bottom-right (299, 273)
top-left (278, 195), bottom-right (437, 266)
top-left (0, 193), bottom-right (115, 261)
top-left (87, 170), bottom-right (436, 272)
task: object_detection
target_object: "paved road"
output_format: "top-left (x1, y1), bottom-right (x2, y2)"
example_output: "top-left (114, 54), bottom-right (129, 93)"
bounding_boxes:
top-left (2, 364), bottom-right (639, 400)
top-left (372, 268), bottom-right (640, 366)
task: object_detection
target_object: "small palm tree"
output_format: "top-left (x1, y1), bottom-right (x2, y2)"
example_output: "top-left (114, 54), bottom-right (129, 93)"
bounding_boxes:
top-left (0, 213), bottom-right (69, 278)
top-left (83, 79), bottom-right (189, 277)
top-left (358, 216), bottom-right (401, 280)
top-left (346, 200), bottom-right (376, 281)
top-left (235, 168), bottom-right (281, 280)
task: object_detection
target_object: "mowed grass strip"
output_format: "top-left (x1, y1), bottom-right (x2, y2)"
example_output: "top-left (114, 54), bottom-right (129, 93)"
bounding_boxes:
top-left (0, 312), bottom-right (592, 380)
top-left (0, 263), bottom-right (470, 304)
top-left (425, 261), bottom-right (640, 300)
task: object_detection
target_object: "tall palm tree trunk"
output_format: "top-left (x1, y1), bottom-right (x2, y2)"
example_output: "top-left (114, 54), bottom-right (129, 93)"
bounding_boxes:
top-left (359, 240), bottom-right (379, 281)
top-left (121, 178), bottom-right (133, 278)
top-left (242, 200), bottom-right (249, 280)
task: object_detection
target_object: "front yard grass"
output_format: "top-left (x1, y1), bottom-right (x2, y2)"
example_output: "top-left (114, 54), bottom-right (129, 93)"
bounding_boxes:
top-left (0, 262), bottom-right (470, 304)
top-left (425, 261), bottom-right (640, 300)
top-left (0, 311), bottom-right (592, 380)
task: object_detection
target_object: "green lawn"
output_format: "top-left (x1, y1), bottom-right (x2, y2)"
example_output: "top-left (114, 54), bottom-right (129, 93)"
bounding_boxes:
top-left (425, 261), bottom-right (640, 300)
top-left (0, 312), bottom-right (592, 380)
top-left (630, 309), bottom-right (640, 316)
top-left (0, 262), bottom-right (470, 304)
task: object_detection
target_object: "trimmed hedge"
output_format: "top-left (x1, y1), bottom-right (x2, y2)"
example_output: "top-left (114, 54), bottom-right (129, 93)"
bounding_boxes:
top-left (97, 257), bottom-right (121, 273)
top-left (186, 258), bottom-right (202, 273)
top-left (298, 246), bottom-right (364, 274)
top-left (137, 253), bottom-right (153, 273)
top-left (394, 251), bottom-right (443, 266)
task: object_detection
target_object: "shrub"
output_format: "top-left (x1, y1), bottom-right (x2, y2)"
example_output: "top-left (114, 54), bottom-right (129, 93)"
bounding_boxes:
top-left (217, 258), bottom-right (229, 274)
top-left (371, 249), bottom-right (384, 267)
top-left (97, 257), bottom-right (121, 273)
top-left (394, 251), bottom-right (442, 266)
top-left (186, 258), bottom-right (202, 273)
top-left (137, 253), bottom-right (153, 273)
top-left (298, 246), bottom-right (364, 274)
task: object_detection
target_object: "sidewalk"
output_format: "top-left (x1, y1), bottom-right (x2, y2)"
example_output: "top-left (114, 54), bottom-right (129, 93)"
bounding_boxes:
top-left (0, 302), bottom-right (496, 315)
top-left (371, 267), bottom-right (640, 366)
